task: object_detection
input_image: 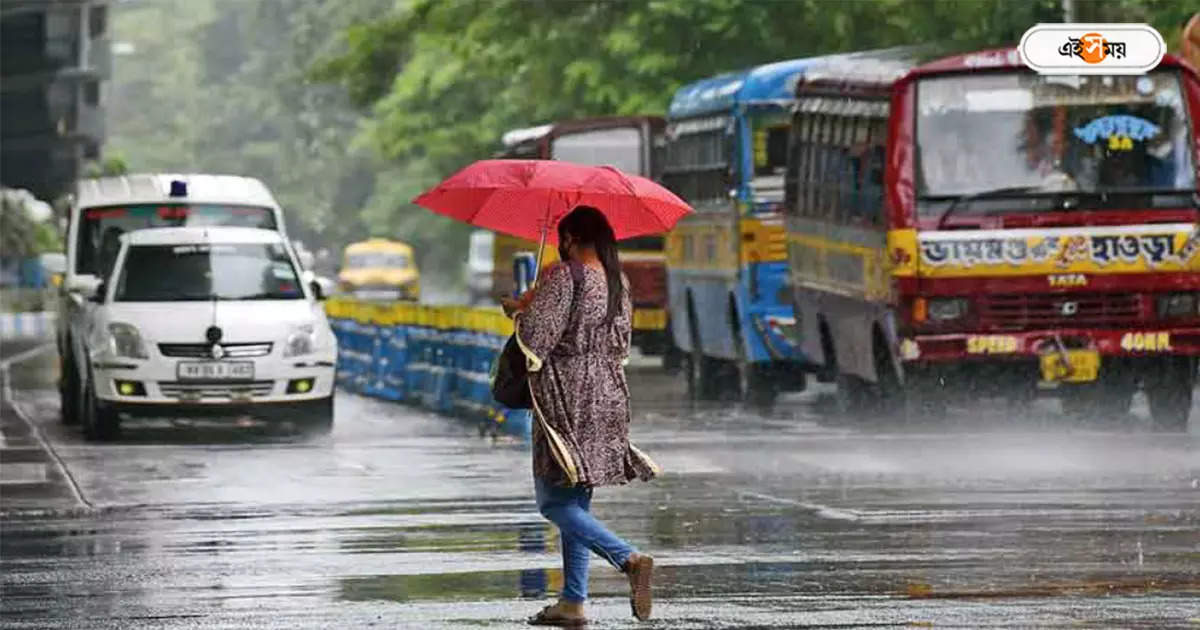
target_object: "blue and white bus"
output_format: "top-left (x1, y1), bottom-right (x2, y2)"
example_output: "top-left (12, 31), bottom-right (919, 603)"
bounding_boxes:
top-left (661, 58), bottom-right (824, 407)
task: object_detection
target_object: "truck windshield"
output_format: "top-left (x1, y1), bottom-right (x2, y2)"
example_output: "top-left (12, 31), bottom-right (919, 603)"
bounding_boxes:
top-left (115, 243), bottom-right (303, 302)
top-left (916, 70), bottom-right (1195, 213)
top-left (551, 127), bottom-right (645, 176)
top-left (76, 204), bottom-right (277, 277)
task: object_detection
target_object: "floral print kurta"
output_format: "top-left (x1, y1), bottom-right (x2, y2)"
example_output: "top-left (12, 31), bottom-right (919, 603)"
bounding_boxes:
top-left (515, 262), bottom-right (659, 487)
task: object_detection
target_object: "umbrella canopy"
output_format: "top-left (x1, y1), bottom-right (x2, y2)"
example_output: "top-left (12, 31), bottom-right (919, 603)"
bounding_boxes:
top-left (411, 159), bottom-right (692, 244)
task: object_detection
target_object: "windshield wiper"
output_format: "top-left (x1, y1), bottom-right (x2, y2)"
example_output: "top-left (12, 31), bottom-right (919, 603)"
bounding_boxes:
top-left (931, 185), bottom-right (1054, 230)
top-left (1060, 187), bottom-right (1199, 201)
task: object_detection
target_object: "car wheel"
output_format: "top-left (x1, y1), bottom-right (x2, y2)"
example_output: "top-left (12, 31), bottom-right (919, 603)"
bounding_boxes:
top-left (302, 395), bottom-right (335, 435)
top-left (1146, 357), bottom-right (1194, 432)
top-left (60, 357), bottom-right (81, 425)
top-left (81, 377), bottom-right (120, 441)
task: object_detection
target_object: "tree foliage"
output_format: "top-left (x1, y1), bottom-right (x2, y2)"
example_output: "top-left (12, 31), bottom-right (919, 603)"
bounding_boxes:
top-left (318, 0), bottom-right (1191, 179)
top-left (109, 0), bottom-right (1194, 286)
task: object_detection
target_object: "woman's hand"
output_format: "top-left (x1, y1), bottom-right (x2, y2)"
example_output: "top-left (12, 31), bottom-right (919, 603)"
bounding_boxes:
top-left (501, 290), bottom-right (536, 318)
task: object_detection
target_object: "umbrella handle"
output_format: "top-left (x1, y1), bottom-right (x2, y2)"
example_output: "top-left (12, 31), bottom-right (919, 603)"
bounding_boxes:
top-left (531, 200), bottom-right (552, 287)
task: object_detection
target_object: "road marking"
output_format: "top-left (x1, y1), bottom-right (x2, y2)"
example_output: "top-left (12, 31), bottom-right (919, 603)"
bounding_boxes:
top-left (737, 490), bottom-right (862, 522)
top-left (0, 462), bottom-right (48, 484)
top-left (0, 341), bottom-right (92, 510)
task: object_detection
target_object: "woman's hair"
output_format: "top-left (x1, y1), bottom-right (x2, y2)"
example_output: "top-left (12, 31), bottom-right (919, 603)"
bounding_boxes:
top-left (558, 206), bottom-right (623, 324)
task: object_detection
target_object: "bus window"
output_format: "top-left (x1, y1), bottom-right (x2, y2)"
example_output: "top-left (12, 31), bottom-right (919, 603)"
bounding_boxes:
top-left (663, 124), bottom-right (732, 208)
top-left (864, 118), bottom-right (887, 225)
top-left (750, 111), bottom-right (791, 204)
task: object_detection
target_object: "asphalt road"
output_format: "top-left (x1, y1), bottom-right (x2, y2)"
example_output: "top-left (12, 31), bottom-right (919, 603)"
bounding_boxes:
top-left (2, 345), bottom-right (1198, 629)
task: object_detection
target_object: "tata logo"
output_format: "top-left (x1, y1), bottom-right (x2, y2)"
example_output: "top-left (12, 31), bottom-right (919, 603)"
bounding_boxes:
top-left (1020, 24), bottom-right (1165, 74)
top-left (1059, 301), bottom-right (1079, 316)
top-left (210, 344), bottom-right (225, 360)
top-left (1048, 273), bottom-right (1087, 287)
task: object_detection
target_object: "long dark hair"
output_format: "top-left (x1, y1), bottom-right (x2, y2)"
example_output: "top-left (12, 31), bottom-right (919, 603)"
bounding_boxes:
top-left (558, 206), bottom-right (623, 324)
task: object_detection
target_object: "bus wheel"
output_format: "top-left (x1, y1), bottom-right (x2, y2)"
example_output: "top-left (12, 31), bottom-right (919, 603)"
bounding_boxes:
top-left (734, 328), bottom-right (777, 410)
top-left (835, 372), bottom-right (873, 419)
top-left (876, 334), bottom-right (944, 425)
top-left (683, 353), bottom-right (718, 402)
top-left (1145, 357), bottom-right (1194, 432)
top-left (684, 302), bottom-right (716, 401)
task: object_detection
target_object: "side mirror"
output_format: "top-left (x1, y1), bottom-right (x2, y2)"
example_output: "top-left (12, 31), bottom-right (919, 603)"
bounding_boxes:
top-left (309, 280), bottom-right (326, 301)
top-left (66, 274), bottom-right (101, 296)
top-left (89, 280), bottom-right (107, 303)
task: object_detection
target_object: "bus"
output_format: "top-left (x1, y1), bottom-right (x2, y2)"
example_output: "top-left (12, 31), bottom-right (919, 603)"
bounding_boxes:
top-left (494, 116), bottom-right (673, 359)
top-left (661, 58), bottom-right (823, 407)
top-left (784, 47), bottom-right (1200, 429)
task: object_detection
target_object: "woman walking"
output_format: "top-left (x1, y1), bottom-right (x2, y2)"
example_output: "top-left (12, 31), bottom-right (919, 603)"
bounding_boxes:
top-left (503, 206), bottom-right (659, 627)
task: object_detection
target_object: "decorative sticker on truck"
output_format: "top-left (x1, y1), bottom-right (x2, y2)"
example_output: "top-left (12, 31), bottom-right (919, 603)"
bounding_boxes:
top-left (906, 224), bottom-right (1199, 276)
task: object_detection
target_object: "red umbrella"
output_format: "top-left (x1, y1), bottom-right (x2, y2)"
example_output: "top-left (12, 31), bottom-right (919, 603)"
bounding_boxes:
top-left (412, 160), bottom-right (692, 276)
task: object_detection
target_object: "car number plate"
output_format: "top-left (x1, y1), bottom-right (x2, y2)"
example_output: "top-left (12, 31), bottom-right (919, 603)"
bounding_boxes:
top-left (177, 361), bottom-right (255, 381)
top-left (1039, 350), bottom-right (1100, 383)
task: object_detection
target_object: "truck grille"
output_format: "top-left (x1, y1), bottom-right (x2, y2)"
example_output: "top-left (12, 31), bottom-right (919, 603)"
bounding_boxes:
top-left (158, 380), bottom-right (275, 399)
top-left (623, 260), bottom-right (667, 308)
top-left (158, 343), bottom-right (272, 358)
top-left (977, 293), bottom-right (1144, 329)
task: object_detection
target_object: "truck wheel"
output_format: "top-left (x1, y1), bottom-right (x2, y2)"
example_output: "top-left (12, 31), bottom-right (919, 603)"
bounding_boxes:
top-left (81, 377), bottom-right (120, 441)
top-left (60, 356), bottom-right (81, 425)
top-left (1145, 357), bottom-right (1194, 432)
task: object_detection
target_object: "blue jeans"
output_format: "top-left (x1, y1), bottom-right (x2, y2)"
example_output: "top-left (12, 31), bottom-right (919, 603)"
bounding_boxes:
top-left (535, 477), bottom-right (636, 603)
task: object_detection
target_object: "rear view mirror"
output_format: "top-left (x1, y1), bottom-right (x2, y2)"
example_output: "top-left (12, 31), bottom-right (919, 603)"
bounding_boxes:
top-left (66, 275), bottom-right (101, 296)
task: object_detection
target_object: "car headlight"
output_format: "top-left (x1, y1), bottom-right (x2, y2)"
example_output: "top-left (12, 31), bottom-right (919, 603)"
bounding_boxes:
top-left (283, 324), bottom-right (318, 357)
top-left (107, 322), bottom-right (148, 359)
top-left (927, 297), bottom-right (969, 322)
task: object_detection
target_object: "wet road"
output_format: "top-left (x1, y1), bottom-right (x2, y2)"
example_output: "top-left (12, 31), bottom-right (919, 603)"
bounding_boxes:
top-left (2, 344), bottom-right (1199, 628)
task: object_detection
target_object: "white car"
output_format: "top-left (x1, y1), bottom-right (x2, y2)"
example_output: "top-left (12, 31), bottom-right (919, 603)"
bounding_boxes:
top-left (78, 226), bottom-right (337, 439)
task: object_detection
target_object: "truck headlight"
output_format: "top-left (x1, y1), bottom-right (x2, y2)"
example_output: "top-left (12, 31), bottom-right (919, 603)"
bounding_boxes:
top-left (283, 324), bottom-right (317, 357)
top-left (107, 322), bottom-right (148, 359)
top-left (927, 298), bottom-right (968, 322)
top-left (1157, 292), bottom-right (1198, 318)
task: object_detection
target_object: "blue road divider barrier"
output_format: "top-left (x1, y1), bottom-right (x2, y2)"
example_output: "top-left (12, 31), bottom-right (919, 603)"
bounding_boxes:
top-left (325, 298), bottom-right (532, 440)
top-left (0, 311), bottom-right (56, 341)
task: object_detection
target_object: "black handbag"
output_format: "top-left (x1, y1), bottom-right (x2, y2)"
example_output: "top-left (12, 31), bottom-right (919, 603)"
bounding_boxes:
top-left (491, 261), bottom-right (584, 409)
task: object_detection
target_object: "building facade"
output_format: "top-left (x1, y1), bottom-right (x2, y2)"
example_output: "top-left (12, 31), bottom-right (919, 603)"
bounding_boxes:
top-left (2, 0), bottom-right (110, 201)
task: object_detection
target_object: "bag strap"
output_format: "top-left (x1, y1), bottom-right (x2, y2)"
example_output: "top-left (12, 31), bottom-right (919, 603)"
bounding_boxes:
top-left (564, 260), bottom-right (588, 348)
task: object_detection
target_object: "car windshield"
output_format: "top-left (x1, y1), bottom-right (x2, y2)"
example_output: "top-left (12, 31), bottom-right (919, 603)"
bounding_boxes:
top-left (76, 204), bottom-right (277, 277)
top-left (916, 70), bottom-right (1195, 213)
top-left (115, 242), bottom-right (303, 302)
top-left (346, 252), bottom-right (410, 268)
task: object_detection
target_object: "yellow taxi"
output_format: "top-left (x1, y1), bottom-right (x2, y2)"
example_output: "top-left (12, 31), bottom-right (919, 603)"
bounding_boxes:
top-left (338, 238), bottom-right (420, 301)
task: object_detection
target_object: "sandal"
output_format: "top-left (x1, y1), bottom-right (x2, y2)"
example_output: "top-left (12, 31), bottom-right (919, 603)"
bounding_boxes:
top-left (625, 553), bottom-right (654, 621)
top-left (527, 604), bottom-right (588, 627)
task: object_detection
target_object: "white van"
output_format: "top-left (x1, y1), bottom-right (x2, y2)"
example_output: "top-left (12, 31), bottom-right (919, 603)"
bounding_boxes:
top-left (465, 230), bottom-right (494, 305)
top-left (57, 174), bottom-right (324, 431)
top-left (75, 226), bottom-right (336, 439)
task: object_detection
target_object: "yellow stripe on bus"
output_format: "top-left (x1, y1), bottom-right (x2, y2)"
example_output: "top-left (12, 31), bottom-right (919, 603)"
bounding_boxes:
top-left (632, 308), bottom-right (667, 331)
